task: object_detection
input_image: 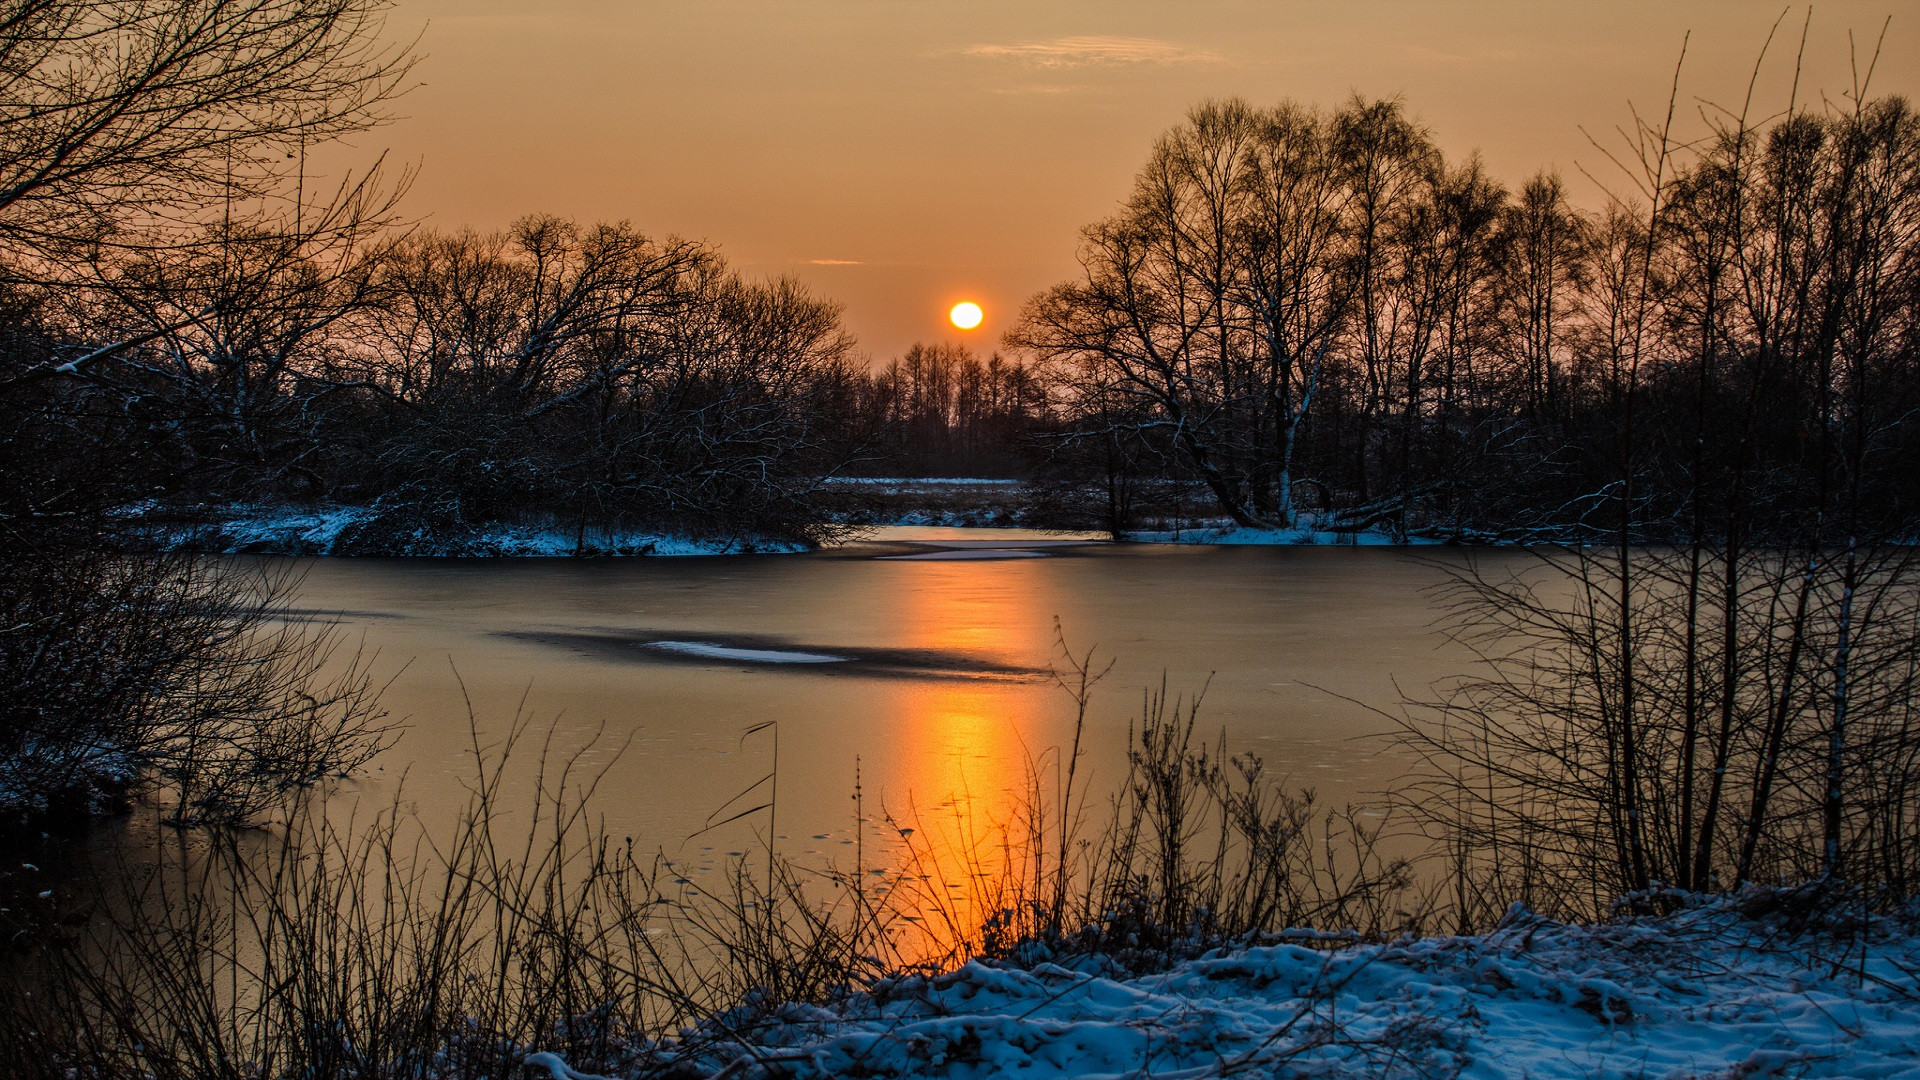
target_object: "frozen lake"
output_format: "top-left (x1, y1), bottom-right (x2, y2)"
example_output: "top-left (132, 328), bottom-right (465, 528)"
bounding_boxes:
top-left (245, 529), bottom-right (1512, 876)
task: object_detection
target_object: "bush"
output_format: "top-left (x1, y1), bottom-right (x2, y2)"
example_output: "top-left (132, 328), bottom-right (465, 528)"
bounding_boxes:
top-left (0, 553), bottom-right (391, 832)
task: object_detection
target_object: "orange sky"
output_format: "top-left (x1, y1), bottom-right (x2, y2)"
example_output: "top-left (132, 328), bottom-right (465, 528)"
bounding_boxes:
top-left (345, 1), bottom-right (1917, 364)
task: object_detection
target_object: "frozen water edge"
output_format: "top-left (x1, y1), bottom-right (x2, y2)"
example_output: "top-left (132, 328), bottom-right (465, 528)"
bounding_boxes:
top-left (131, 503), bottom-right (806, 557)
top-left (131, 503), bottom-right (1450, 555)
top-left (605, 893), bottom-right (1920, 1079)
top-left (1126, 524), bottom-right (1437, 546)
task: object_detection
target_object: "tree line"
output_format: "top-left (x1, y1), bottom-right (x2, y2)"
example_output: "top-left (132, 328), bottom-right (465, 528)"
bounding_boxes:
top-left (1012, 92), bottom-right (1920, 545)
top-left (9, 212), bottom-right (866, 550)
top-left (842, 342), bottom-right (1048, 478)
top-left (22, 86), bottom-right (1915, 551)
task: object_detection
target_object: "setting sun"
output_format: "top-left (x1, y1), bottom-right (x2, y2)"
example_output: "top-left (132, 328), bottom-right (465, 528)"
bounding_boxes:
top-left (948, 301), bottom-right (983, 330)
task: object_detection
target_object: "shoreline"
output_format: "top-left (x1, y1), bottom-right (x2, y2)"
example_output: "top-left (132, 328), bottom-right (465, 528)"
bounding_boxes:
top-left (122, 500), bottom-right (1455, 558)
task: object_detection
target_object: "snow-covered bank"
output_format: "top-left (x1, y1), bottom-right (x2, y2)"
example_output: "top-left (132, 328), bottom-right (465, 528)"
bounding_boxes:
top-left (822, 478), bottom-right (1440, 544)
top-left (589, 894), bottom-right (1919, 1079)
top-left (1124, 523), bottom-right (1424, 546)
top-left (127, 503), bottom-right (806, 557)
top-left (134, 500), bottom-right (1555, 554)
top-left (135, 502), bottom-right (1436, 554)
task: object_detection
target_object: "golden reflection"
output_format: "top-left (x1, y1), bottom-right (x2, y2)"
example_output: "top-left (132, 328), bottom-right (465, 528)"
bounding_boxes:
top-left (890, 681), bottom-right (1034, 821)
top-left (868, 557), bottom-right (1061, 954)
top-left (889, 559), bottom-right (1052, 660)
top-left (877, 679), bottom-right (1048, 958)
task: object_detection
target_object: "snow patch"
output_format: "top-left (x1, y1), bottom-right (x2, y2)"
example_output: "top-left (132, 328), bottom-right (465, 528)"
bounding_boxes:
top-left (601, 895), bottom-right (1920, 1079)
top-left (646, 641), bottom-right (849, 664)
top-left (131, 503), bottom-right (806, 557)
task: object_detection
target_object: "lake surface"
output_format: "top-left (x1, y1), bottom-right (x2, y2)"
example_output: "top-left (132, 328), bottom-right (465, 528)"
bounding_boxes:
top-left (249, 529), bottom-right (1512, 882)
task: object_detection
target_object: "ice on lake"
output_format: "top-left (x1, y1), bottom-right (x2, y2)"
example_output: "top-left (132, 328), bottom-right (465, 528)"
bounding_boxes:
top-left (646, 640), bottom-right (849, 664)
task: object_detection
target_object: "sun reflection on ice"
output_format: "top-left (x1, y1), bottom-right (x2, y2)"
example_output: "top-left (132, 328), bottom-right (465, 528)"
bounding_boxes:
top-left (866, 556), bottom-right (1061, 950)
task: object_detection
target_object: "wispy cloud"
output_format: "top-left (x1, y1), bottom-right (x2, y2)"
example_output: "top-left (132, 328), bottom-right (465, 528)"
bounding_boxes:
top-left (988, 83), bottom-right (1085, 96)
top-left (964, 35), bottom-right (1219, 69)
top-left (805, 258), bottom-right (864, 266)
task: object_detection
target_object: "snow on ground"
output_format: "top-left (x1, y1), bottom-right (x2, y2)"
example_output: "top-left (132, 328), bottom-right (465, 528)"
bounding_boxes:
top-left (578, 894), bottom-right (1920, 1079)
top-left (140, 504), bottom-right (804, 557)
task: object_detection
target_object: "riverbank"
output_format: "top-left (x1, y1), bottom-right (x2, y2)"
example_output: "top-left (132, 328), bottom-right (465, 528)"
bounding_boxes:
top-left (1123, 523), bottom-right (1432, 546)
top-left (119, 497), bottom-right (1424, 556)
top-left (124, 502), bottom-right (809, 556)
top-left (556, 890), bottom-right (1920, 1079)
top-left (824, 479), bottom-right (1462, 546)
top-left (123, 492), bottom-right (1543, 557)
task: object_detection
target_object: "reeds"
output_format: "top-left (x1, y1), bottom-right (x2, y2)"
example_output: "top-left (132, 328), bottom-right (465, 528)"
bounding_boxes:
top-left (0, 655), bottom-right (1422, 1078)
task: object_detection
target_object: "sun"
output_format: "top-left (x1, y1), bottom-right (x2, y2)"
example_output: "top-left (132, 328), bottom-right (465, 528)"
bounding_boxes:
top-left (948, 301), bottom-right (983, 330)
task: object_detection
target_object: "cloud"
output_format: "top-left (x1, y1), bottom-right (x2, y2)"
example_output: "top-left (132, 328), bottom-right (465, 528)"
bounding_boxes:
top-left (988, 84), bottom-right (1085, 96)
top-left (964, 35), bottom-right (1219, 69)
top-left (806, 258), bottom-right (864, 266)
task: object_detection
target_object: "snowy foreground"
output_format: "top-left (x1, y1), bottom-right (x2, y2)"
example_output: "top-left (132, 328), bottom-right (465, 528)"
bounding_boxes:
top-left (538, 895), bottom-right (1918, 1079)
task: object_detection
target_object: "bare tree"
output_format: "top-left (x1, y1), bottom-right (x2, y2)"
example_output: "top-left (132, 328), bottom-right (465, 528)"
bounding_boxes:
top-left (331, 218), bottom-right (856, 548)
top-left (0, 0), bottom-right (410, 252)
top-left (1494, 174), bottom-right (1589, 426)
top-left (1395, 41), bottom-right (1920, 917)
top-left (1014, 98), bottom-right (1380, 530)
top-left (1234, 101), bottom-right (1354, 526)
top-left (0, 0), bottom-right (414, 831)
